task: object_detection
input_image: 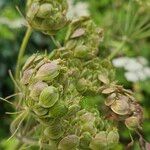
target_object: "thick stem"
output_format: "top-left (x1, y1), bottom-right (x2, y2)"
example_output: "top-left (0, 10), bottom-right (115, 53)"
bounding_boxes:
top-left (15, 26), bottom-right (32, 80)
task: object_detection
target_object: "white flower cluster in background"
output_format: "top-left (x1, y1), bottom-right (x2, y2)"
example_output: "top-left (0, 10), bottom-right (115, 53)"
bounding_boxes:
top-left (67, 0), bottom-right (90, 19)
top-left (0, 17), bottom-right (25, 28)
top-left (112, 56), bottom-right (150, 82)
top-left (135, 0), bottom-right (150, 6)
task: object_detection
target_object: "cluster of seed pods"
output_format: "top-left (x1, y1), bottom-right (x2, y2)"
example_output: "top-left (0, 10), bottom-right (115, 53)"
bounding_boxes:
top-left (26, 0), bottom-right (68, 35)
top-left (103, 85), bottom-right (143, 130)
top-left (11, 1), bottom-right (143, 149)
top-left (20, 52), bottom-right (120, 149)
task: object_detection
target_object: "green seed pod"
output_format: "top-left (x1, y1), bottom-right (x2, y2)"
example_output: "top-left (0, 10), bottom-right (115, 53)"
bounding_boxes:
top-left (21, 69), bottom-right (34, 85)
top-left (39, 136), bottom-right (57, 150)
top-left (107, 130), bottom-right (119, 148)
top-left (76, 78), bottom-right (88, 92)
top-left (25, 98), bottom-right (35, 108)
top-left (81, 123), bottom-right (97, 135)
top-left (48, 101), bottom-right (68, 118)
top-left (125, 116), bottom-right (139, 130)
top-left (58, 135), bottom-right (80, 150)
top-left (110, 99), bottom-right (130, 115)
top-left (68, 104), bottom-right (81, 116)
top-left (79, 132), bottom-right (92, 149)
top-left (80, 112), bottom-right (95, 124)
top-left (89, 131), bottom-right (107, 150)
top-left (74, 45), bottom-right (90, 59)
top-left (35, 61), bottom-right (60, 81)
top-left (26, 0), bottom-right (68, 35)
top-left (39, 86), bottom-right (59, 108)
top-left (65, 16), bottom-right (103, 60)
top-left (44, 123), bottom-right (64, 140)
top-left (38, 116), bottom-right (55, 126)
top-left (29, 81), bottom-right (48, 101)
top-left (33, 104), bottom-right (49, 116)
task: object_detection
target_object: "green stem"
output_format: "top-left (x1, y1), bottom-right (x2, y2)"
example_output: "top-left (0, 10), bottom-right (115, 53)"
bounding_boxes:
top-left (15, 27), bottom-right (32, 80)
top-left (50, 35), bottom-right (61, 48)
top-left (108, 41), bottom-right (126, 60)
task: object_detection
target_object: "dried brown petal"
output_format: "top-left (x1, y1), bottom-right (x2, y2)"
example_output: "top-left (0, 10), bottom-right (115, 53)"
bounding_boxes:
top-left (125, 116), bottom-right (140, 130)
top-left (102, 87), bottom-right (116, 94)
top-left (111, 99), bottom-right (130, 115)
top-left (21, 69), bottom-right (34, 85)
top-left (35, 60), bottom-right (60, 81)
top-left (29, 81), bottom-right (48, 100)
top-left (98, 74), bottom-right (109, 84)
top-left (105, 93), bottom-right (116, 106)
top-left (71, 28), bottom-right (86, 38)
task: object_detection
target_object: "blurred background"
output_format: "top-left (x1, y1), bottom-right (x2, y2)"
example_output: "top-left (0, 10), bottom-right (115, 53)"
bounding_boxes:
top-left (0, 0), bottom-right (150, 149)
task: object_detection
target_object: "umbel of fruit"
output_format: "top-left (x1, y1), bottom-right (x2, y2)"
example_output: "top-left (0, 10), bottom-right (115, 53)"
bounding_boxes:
top-left (26, 0), bottom-right (68, 35)
top-left (65, 16), bottom-right (103, 60)
top-left (11, 0), bottom-right (143, 148)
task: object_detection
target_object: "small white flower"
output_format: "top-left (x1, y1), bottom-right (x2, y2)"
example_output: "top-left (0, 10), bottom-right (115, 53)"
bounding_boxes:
top-left (113, 56), bottom-right (150, 82)
top-left (125, 72), bottom-right (139, 82)
top-left (124, 58), bottom-right (143, 71)
top-left (67, 0), bottom-right (90, 19)
top-left (0, 17), bottom-right (25, 28)
top-left (137, 56), bottom-right (148, 66)
top-left (143, 67), bottom-right (150, 77)
top-left (112, 57), bottom-right (129, 68)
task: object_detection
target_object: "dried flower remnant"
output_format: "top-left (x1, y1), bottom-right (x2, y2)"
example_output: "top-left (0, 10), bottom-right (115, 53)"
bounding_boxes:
top-left (103, 85), bottom-right (143, 129)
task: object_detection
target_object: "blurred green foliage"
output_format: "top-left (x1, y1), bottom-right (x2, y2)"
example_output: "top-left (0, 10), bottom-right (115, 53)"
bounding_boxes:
top-left (0, 0), bottom-right (149, 149)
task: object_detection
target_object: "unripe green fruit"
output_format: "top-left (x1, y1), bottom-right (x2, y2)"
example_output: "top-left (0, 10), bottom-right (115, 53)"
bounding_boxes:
top-left (74, 45), bottom-right (89, 59)
top-left (35, 61), bottom-right (60, 81)
top-left (79, 132), bottom-right (92, 149)
top-left (38, 116), bottom-right (55, 126)
top-left (89, 131), bottom-right (107, 150)
top-left (80, 112), bottom-right (95, 123)
top-left (81, 123), bottom-right (97, 135)
top-left (48, 101), bottom-right (68, 118)
top-left (107, 130), bottom-right (119, 148)
top-left (25, 98), bottom-right (35, 108)
top-left (21, 69), bottom-right (34, 85)
top-left (29, 81), bottom-right (48, 101)
top-left (68, 104), bottom-right (81, 116)
top-left (44, 123), bottom-right (64, 140)
top-left (58, 135), bottom-right (79, 150)
top-left (39, 86), bottom-right (59, 108)
top-left (33, 104), bottom-right (49, 116)
top-left (76, 78), bottom-right (88, 92)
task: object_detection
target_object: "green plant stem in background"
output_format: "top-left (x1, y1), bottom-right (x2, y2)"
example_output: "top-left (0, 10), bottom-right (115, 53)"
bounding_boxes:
top-left (15, 27), bottom-right (32, 81)
top-left (108, 41), bottom-right (126, 60)
top-left (50, 36), bottom-right (61, 48)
